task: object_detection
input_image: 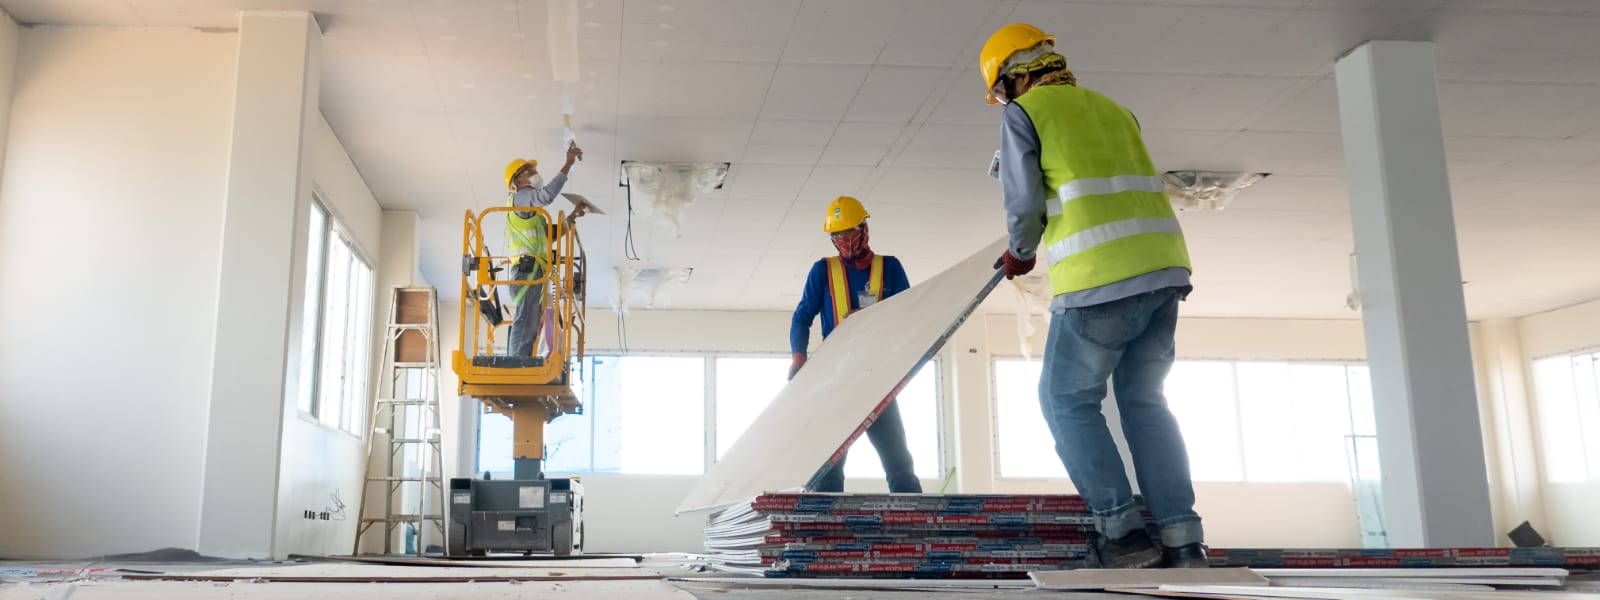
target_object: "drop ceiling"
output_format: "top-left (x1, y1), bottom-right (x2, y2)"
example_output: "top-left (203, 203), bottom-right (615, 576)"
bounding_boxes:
top-left (6, 0), bottom-right (1600, 319)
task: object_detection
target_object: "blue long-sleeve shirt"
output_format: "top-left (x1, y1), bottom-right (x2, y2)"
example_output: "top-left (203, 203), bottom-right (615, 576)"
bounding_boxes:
top-left (790, 256), bottom-right (910, 355)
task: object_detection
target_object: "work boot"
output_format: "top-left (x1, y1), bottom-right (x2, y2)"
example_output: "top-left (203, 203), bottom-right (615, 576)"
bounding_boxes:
top-left (1163, 543), bottom-right (1210, 568)
top-left (1085, 530), bottom-right (1163, 569)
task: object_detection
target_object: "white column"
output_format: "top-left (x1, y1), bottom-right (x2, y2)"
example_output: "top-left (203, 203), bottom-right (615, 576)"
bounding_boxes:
top-left (1334, 40), bottom-right (1494, 548)
top-left (198, 11), bottom-right (321, 558)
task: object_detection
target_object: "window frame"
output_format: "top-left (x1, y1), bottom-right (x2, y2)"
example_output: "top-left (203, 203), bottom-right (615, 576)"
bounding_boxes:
top-left (1531, 347), bottom-right (1600, 482)
top-left (296, 194), bottom-right (376, 440)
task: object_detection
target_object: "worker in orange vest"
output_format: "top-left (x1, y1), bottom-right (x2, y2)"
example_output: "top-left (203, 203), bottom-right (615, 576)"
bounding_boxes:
top-left (788, 196), bottom-right (921, 493)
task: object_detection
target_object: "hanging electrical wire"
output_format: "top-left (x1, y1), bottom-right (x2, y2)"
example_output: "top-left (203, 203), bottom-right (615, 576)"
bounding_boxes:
top-left (623, 183), bottom-right (641, 261)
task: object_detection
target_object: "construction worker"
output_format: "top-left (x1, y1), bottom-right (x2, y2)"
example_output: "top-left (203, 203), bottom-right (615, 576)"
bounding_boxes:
top-left (982, 24), bottom-right (1205, 569)
top-left (504, 142), bottom-right (586, 359)
top-left (789, 196), bottom-right (922, 494)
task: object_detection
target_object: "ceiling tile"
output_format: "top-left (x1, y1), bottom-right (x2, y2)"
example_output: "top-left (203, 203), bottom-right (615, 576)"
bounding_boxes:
top-left (618, 61), bottom-right (773, 118)
top-left (843, 66), bottom-right (946, 123)
top-left (741, 143), bottom-right (825, 165)
top-left (722, 164), bottom-right (814, 200)
top-left (750, 119), bottom-right (837, 146)
top-left (759, 64), bottom-right (872, 121)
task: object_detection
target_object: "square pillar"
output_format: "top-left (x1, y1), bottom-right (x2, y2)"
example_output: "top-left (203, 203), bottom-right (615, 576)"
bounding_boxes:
top-left (198, 11), bottom-right (321, 558)
top-left (1334, 40), bottom-right (1494, 548)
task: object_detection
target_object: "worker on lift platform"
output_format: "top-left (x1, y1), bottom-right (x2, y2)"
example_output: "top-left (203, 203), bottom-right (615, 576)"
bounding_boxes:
top-left (503, 142), bottom-right (587, 359)
top-left (789, 196), bottom-right (923, 495)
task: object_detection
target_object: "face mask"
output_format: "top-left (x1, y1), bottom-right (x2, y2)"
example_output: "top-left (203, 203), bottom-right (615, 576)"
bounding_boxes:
top-left (526, 173), bottom-right (545, 190)
top-left (831, 227), bottom-right (872, 268)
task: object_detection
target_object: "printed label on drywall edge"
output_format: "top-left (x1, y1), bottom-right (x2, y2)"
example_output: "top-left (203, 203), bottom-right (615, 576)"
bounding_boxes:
top-left (519, 486), bottom-right (545, 509)
top-left (453, 492), bottom-right (471, 504)
top-left (498, 520), bottom-right (515, 531)
top-left (550, 492), bottom-right (568, 504)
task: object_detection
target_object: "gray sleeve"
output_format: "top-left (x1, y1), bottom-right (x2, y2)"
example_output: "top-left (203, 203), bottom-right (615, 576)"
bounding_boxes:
top-left (1000, 102), bottom-right (1048, 261)
top-left (510, 172), bottom-right (569, 209)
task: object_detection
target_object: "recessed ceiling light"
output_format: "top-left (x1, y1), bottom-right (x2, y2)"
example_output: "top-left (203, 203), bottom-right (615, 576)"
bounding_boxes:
top-left (586, 84), bottom-right (596, 91)
top-left (437, 17), bottom-right (450, 24)
top-left (658, 23), bottom-right (672, 30)
top-left (584, 21), bottom-right (599, 27)
top-left (461, 83), bottom-right (476, 89)
top-left (526, 95), bottom-right (539, 100)
top-left (654, 40), bottom-right (669, 46)
top-left (440, 34), bottom-right (458, 41)
top-left (521, 72), bottom-right (533, 79)
top-left (586, 1), bottom-right (596, 7)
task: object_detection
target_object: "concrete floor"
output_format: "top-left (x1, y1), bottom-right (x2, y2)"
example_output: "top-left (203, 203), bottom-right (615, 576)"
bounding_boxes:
top-left (0, 556), bottom-right (1134, 600)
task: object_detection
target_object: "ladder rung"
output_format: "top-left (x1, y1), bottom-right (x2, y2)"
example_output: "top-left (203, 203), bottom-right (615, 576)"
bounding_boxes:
top-left (367, 476), bottom-right (442, 482)
top-left (391, 362), bottom-right (438, 368)
top-left (376, 399), bottom-right (434, 405)
top-left (390, 438), bottom-right (438, 444)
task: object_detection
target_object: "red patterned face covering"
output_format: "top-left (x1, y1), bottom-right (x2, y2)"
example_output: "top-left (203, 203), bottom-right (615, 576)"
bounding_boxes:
top-left (831, 225), bottom-right (874, 270)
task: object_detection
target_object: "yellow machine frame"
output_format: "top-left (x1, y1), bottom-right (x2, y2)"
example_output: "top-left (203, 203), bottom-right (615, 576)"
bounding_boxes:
top-left (453, 205), bottom-right (587, 464)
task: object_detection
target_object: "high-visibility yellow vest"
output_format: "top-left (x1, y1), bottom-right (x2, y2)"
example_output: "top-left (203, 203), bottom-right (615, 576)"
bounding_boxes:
top-left (506, 197), bottom-right (551, 304)
top-left (1013, 85), bottom-right (1191, 295)
top-left (824, 255), bottom-right (883, 326)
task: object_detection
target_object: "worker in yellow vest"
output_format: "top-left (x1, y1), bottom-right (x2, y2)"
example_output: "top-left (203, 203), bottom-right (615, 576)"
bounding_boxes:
top-left (789, 196), bottom-right (921, 494)
top-left (982, 24), bottom-right (1205, 569)
top-left (503, 142), bottom-right (587, 359)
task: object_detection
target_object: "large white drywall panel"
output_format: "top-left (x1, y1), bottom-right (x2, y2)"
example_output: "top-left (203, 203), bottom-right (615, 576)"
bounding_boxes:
top-left (680, 239), bottom-right (1005, 513)
top-left (273, 115), bottom-right (385, 558)
top-left (0, 26), bottom-right (238, 559)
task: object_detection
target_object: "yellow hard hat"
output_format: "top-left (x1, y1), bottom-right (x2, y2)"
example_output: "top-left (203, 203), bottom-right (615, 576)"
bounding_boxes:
top-left (824, 196), bottom-right (869, 233)
top-left (979, 23), bottom-right (1056, 105)
top-left (503, 158), bottom-right (537, 190)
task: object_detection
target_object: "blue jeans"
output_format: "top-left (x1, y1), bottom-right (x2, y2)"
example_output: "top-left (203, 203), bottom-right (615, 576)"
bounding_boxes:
top-left (811, 399), bottom-right (923, 493)
top-left (1039, 287), bottom-right (1203, 547)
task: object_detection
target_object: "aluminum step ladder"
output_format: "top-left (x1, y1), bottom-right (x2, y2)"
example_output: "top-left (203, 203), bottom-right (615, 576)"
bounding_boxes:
top-left (354, 286), bottom-right (447, 556)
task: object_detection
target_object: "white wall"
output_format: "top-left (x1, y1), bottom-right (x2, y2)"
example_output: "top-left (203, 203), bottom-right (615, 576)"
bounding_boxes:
top-left (0, 26), bottom-right (238, 559)
top-left (273, 115), bottom-right (385, 558)
top-left (1517, 297), bottom-right (1600, 546)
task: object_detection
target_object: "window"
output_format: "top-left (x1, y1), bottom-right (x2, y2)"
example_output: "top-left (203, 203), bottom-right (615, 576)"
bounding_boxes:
top-left (715, 356), bottom-right (789, 459)
top-left (481, 355), bottom-right (707, 476)
top-left (994, 358), bottom-right (1373, 483)
top-left (1533, 351), bottom-right (1600, 482)
top-left (477, 353), bottom-right (945, 479)
top-left (293, 199), bottom-right (375, 436)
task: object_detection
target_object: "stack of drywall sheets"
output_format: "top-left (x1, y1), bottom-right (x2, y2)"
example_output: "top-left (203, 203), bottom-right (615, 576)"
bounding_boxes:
top-left (705, 493), bottom-right (1113, 578)
top-left (1209, 547), bottom-right (1600, 569)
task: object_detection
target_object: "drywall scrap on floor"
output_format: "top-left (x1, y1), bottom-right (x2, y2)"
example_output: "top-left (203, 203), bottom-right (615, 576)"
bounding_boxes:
top-left (677, 238), bottom-right (1007, 514)
top-left (1, 579), bottom-right (699, 599)
top-left (1031, 567), bottom-right (1268, 590)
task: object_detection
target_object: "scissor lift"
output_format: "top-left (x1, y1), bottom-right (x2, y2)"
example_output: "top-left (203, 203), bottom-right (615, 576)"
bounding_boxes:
top-left (448, 205), bottom-right (588, 557)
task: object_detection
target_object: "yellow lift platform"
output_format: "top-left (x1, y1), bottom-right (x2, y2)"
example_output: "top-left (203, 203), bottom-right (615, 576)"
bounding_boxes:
top-left (447, 204), bottom-right (588, 556)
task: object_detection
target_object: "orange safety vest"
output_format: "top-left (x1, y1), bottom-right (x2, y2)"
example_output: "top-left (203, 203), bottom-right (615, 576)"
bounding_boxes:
top-left (823, 255), bottom-right (885, 327)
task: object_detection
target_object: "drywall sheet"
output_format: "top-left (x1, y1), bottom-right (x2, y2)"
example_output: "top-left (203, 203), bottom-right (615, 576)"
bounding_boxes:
top-left (677, 238), bottom-right (1007, 513)
top-left (13, 579), bottom-right (697, 600)
top-left (1031, 568), bottom-right (1267, 590)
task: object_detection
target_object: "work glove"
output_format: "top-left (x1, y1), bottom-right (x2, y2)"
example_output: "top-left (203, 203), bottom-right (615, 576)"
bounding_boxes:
top-left (995, 250), bottom-right (1036, 280)
top-left (788, 353), bottom-right (807, 381)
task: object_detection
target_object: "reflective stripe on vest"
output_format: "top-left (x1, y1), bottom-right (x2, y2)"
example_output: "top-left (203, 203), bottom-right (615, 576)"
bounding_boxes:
top-left (823, 255), bottom-right (884, 327)
top-left (1013, 84), bottom-right (1190, 295)
top-left (506, 196), bottom-right (551, 304)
